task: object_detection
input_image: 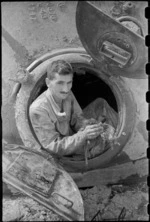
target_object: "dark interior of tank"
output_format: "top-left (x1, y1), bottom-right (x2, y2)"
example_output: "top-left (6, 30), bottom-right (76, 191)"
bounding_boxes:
top-left (72, 69), bottom-right (118, 112)
top-left (32, 68), bottom-right (118, 113)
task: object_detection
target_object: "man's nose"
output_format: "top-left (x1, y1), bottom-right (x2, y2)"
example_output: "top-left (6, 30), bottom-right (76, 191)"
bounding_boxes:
top-left (63, 84), bottom-right (69, 92)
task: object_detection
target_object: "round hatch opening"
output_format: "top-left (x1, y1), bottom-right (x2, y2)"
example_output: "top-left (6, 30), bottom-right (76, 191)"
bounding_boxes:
top-left (27, 64), bottom-right (121, 168)
top-left (15, 49), bottom-right (136, 172)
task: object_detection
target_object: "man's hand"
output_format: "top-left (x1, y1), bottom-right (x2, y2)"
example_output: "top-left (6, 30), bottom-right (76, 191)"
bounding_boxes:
top-left (101, 123), bottom-right (115, 141)
top-left (82, 123), bottom-right (103, 140)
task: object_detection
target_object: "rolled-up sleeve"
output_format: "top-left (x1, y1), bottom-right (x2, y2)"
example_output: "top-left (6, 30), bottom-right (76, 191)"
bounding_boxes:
top-left (30, 109), bottom-right (86, 156)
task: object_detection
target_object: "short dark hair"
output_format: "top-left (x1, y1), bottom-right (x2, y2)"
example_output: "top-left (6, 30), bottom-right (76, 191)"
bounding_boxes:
top-left (47, 60), bottom-right (73, 80)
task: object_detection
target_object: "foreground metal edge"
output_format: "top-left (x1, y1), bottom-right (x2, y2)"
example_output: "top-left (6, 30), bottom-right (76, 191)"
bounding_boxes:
top-left (3, 144), bottom-right (84, 221)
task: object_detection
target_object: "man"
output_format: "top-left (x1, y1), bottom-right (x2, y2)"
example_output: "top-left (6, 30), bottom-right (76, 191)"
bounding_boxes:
top-left (29, 60), bottom-right (118, 159)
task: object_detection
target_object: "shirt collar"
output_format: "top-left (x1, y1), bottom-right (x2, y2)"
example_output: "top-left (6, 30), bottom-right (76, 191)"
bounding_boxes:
top-left (45, 89), bottom-right (67, 119)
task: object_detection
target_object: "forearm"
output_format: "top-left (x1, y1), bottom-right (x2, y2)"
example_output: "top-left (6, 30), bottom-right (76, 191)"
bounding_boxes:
top-left (41, 131), bottom-right (87, 156)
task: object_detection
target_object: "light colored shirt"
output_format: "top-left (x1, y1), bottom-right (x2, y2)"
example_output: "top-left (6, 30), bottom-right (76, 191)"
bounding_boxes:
top-left (29, 89), bottom-right (86, 156)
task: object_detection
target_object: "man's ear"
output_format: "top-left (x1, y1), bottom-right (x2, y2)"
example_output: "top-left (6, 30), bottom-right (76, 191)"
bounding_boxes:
top-left (45, 77), bottom-right (50, 87)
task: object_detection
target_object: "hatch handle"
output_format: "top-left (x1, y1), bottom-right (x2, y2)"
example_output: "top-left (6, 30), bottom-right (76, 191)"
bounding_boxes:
top-left (100, 41), bottom-right (131, 67)
top-left (52, 192), bottom-right (73, 208)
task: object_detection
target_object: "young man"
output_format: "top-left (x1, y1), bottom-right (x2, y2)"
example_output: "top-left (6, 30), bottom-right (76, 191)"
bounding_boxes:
top-left (29, 60), bottom-right (117, 159)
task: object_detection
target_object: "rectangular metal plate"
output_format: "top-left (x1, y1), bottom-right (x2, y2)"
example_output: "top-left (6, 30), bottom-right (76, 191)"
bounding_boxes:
top-left (5, 152), bottom-right (57, 197)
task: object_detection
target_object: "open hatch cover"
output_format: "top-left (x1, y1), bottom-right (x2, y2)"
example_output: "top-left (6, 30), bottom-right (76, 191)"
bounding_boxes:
top-left (76, 1), bottom-right (147, 79)
top-left (3, 144), bottom-right (84, 221)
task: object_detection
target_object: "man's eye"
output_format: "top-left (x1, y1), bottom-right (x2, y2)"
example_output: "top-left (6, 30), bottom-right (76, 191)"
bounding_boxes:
top-left (57, 82), bottom-right (63, 85)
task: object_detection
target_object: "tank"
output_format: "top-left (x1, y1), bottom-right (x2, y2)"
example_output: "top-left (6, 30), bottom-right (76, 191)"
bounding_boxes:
top-left (2, 1), bottom-right (148, 220)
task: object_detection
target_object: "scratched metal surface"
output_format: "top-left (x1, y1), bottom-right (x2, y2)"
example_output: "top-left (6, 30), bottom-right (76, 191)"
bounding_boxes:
top-left (3, 144), bottom-right (84, 221)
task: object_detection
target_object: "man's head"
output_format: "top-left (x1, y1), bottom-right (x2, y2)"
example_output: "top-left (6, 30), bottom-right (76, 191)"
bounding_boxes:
top-left (46, 60), bottom-right (73, 101)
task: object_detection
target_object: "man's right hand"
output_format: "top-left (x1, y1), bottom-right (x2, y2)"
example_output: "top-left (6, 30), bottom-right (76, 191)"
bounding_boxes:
top-left (82, 123), bottom-right (103, 140)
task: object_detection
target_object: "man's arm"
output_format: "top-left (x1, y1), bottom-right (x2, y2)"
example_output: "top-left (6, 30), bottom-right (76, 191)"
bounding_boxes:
top-left (30, 109), bottom-right (87, 156)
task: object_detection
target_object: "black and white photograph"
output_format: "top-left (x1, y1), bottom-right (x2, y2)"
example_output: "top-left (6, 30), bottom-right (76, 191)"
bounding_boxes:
top-left (2, 1), bottom-right (148, 221)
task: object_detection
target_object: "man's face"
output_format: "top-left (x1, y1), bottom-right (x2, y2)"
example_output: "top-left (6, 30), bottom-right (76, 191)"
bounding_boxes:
top-left (46, 73), bottom-right (73, 101)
